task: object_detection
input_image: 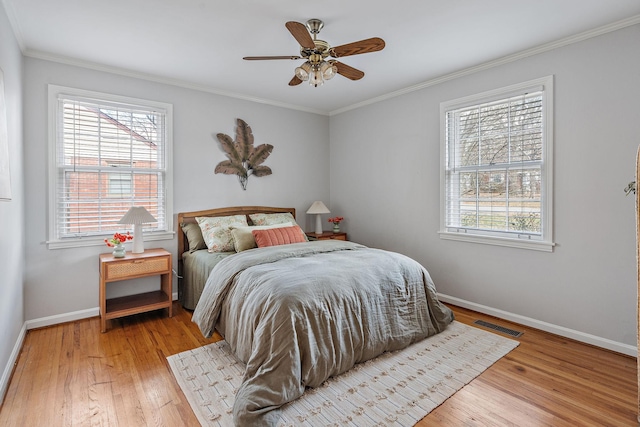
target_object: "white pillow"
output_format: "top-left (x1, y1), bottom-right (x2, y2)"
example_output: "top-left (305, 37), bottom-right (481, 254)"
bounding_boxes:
top-left (231, 222), bottom-right (293, 252)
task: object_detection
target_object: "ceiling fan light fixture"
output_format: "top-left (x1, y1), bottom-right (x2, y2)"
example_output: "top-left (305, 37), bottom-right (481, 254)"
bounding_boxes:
top-left (320, 61), bottom-right (337, 80)
top-left (309, 68), bottom-right (324, 87)
top-left (295, 62), bottom-right (311, 81)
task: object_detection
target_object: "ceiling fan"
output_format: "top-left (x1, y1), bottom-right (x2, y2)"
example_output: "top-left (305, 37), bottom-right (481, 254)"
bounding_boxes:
top-left (243, 19), bottom-right (385, 87)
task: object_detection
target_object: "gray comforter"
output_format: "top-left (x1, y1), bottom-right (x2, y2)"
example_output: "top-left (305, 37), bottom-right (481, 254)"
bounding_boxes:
top-left (192, 240), bottom-right (454, 426)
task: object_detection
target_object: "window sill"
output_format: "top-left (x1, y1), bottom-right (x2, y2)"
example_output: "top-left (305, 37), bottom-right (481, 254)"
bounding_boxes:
top-left (438, 231), bottom-right (555, 252)
top-left (47, 231), bottom-right (175, 250)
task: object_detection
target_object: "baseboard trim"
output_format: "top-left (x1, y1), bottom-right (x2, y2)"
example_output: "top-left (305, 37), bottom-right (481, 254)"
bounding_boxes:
top-left (0, 323), bottom-right (26, 405)
top-left (438, 293), bottom-right (637, 357)
top-left (25, 307), bottom-right (99, 330)
top-left (25, 293), bottom-right (179, 331)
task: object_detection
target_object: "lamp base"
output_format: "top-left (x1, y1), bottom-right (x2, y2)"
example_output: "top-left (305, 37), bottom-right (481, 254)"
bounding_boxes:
top-left (132, 223), bottom-right (145, 254)
top-left (314, 214), bottom-right (323, 235)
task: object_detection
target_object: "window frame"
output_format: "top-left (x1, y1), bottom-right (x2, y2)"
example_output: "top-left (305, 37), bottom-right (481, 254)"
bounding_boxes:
top-left (47, 85), bottom-right (174, 249)
top-left (439, 76), bottom-right (554, 252)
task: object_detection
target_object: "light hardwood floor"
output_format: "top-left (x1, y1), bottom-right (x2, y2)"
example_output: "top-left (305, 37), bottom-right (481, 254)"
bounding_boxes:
top-left (0, 303), bottom-right (636, 426)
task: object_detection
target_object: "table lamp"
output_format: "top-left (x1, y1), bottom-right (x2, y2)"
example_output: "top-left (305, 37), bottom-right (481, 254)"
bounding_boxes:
top-left (118, 206), bottom-right (157, 253)
top-left (306, 201), bottom-right (330, 234)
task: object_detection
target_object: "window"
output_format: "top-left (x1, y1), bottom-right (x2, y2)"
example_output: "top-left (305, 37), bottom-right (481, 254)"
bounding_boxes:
top-left (440, 76), bottom-right (554, 251)
top-left (48, 85), bottom-right (173, 249)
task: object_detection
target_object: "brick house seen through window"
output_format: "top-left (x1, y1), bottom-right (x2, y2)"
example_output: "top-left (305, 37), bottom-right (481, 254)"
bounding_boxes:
top-left (48, 85), bottom-right (172, 248)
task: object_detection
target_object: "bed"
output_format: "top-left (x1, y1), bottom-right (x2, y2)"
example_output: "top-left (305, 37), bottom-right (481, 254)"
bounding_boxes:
top-left (179, 206), bottom-right (455, 426)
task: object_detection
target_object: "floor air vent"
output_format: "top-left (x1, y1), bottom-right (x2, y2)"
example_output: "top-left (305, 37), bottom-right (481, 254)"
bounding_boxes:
top-left (474, 320), bottom-right (523, 337)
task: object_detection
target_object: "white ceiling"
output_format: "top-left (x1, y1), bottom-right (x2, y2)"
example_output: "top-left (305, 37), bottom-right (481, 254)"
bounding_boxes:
top-left (4, 0), bottom-right (640, 114)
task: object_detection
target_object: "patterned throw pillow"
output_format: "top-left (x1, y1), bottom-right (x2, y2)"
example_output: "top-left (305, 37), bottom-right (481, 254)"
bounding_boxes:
top-left (196, 215), bottom-right (248, 252)
top-left (252, 225), bottom-right (307, 248)
top-left (248, 212), bottom-right (296, 226)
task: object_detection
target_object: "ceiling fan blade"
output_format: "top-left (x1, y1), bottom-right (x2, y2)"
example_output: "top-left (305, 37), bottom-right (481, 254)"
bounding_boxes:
top-left (334, 61), bottom-right (365, 80)
top-left (243, 55), bottom-right (302, 60)
top-left (330, 37), bottom-right (385, 58)
top-left (285, 21), bottom-right (315, 49)
top-left (289, 75), bottom-right (303, 86)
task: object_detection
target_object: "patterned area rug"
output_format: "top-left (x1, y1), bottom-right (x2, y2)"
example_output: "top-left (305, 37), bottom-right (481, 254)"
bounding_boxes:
top-left (167, 321), bottom-right (519, 426)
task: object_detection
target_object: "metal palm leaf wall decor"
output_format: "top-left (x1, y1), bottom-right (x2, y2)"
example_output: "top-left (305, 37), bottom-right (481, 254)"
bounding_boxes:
top-left (214, 118), bottom-right (273, 190)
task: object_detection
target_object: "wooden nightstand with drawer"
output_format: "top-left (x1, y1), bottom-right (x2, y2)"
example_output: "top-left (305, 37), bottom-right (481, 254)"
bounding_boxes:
top-left (99, 248), bottom-right (172, 332)
top-left (306, 231), bottom-right (347, 241)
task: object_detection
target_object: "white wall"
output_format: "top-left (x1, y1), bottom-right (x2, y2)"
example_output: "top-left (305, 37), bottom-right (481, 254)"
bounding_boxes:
top-left (22, 58), bottom-right (329, 321)
top-left (330, 25), bottom-right (640, 352)
top-left (0, 3), bottom-right (25, 400)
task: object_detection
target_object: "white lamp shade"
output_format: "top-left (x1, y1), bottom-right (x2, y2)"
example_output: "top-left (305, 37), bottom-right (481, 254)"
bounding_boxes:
top-left (306, 201), bottom-right (330, 234)
top-left (118, 206), bottom-right (157, 224)
top-left (306, 201), bottom-right (330, 214)
top-left (118, 206), bottom-right (157, 253)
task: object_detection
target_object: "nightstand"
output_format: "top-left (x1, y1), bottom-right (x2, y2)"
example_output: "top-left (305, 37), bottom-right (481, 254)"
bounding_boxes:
top-left (99, 248), bottom-right (172, 332)
top-left (306, 231), bottom-right (347, 241)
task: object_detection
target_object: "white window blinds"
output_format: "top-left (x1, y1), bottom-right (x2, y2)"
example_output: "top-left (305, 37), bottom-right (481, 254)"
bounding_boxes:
top-left (441, 77), bottom-right (553, 250)
top-left (49, 87), bottom-right (172, 246)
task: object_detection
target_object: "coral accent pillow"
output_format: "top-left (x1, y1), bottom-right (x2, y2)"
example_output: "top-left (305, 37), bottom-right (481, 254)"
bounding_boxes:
top-left (252, 225), bottom-right (307, 248)
top-left (230, 222), bottom-right (292, 252)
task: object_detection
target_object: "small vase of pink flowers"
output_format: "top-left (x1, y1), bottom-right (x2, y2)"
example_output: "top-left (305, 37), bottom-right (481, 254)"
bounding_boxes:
top-left (328, 216), bottom-right (344, 233)
top-left (105, 232), bottom-right (133, 258)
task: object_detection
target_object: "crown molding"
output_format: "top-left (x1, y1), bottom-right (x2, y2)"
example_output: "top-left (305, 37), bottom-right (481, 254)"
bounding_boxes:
top-left (2, 0), bottom-right (26, 51)
top-left (329, 14), bottom-right (640, 116)
top-left (23, 48), bottom-right (329, 116)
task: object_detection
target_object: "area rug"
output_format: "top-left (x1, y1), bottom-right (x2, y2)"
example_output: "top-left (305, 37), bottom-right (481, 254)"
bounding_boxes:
top-left (167, 321), bottom-right (519, 426)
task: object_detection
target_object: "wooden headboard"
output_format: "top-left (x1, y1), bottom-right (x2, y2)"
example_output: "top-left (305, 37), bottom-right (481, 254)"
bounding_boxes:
top-left (177, 205), bottom-right (296, 257)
